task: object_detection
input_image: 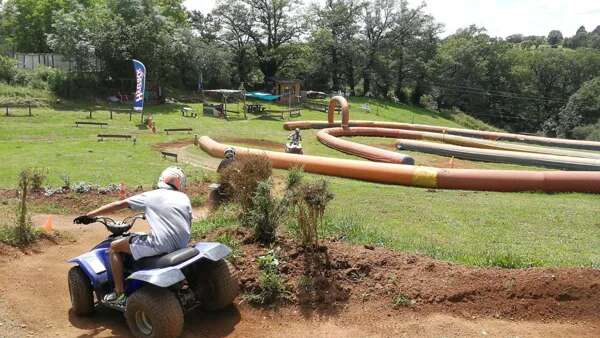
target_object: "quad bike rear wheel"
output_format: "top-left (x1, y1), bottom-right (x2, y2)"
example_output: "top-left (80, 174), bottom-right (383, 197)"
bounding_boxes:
top-left (68, 266), bottom-right (95, 316)
top-left (125, 286), bottom-right (184, 338)
top-left (194, 259), bottom-right (239, 310)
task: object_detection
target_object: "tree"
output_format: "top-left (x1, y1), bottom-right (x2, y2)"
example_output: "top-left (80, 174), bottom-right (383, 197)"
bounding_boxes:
top-left (310, 0), bottom-right (364, 92)
top-left (360, 0), bottom-right (397, 96)
top-left (0, 0), bottom-right (79, 53)
top-left (238, 0), bottom-right (305, 84)
top-left (189, 10), bottom-right (220, 43)
top-left (555, 77), bottom-right (600, 136)
top-left (213, 1), bottom-right (255, 85)
top-left (547, 30), bottom-right (563, 48)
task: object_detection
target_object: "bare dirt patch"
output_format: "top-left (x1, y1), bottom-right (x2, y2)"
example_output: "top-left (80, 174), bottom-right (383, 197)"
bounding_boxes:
top-left (203, 227), bottom-right (600, 322)
top-left (0, 216), bottom-right (598, 337)
top-left (215, 137), bottom-right (284, 150)
top-left (151, 138), bottom-right (195, 151)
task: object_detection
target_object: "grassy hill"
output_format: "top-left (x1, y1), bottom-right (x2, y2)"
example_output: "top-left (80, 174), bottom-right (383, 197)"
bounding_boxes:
top-left (1, 93), bottom-right (598, 269)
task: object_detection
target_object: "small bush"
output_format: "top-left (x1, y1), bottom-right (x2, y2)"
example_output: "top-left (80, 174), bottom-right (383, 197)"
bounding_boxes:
top-left (0, 55), bottom-right (18, 83)
top-left (572, 120), bottom-right (600, 141)
top-left (247, 180), bottom-right (287, 244)
top-left (256, 249), bottom-right (279, 272)
top-left (0, 170), bottom-right (42, 247)
top-left (59, 173), bottom-right (71, 189)
top-left (30, 168), bottom-right (48, 191)
top-left (393, 293), bottom-right (412, 307)
top-left (419, 94), bottom-right (438, 111)
top-left (289, 179), bottom-right (334, 248)
top-left (219, 154), bottom-right (272, 213)
top-left (286, 166), bottom-right (304, 190)
top-left (244, 250), bottom-right (288, 305)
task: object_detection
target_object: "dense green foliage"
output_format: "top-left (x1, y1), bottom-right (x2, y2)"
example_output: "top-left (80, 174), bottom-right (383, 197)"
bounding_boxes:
top-left (1, 0), bottom-right (600, 133)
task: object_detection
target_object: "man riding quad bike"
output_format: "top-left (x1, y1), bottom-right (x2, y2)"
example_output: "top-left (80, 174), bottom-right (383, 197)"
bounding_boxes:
top-left (69, 167), bottom-right (239, 338)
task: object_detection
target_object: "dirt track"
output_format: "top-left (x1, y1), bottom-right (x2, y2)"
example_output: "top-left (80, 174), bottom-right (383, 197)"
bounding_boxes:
top-left (0, 214), bottom-right (598, 338)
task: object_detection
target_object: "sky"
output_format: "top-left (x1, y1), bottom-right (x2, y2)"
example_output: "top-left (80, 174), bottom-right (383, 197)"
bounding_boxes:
top-left (183, 0), bottom-right (600, 38)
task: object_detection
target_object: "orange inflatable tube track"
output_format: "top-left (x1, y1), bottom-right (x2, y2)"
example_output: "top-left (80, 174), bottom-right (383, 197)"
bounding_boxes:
top-left (199, 96), bottom-right (600, 193)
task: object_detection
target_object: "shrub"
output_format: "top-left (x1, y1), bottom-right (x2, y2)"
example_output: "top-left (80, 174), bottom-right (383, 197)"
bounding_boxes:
top-left (244, 250), bottom-right (288, 305)
top-left (59, 173), bottom-right (71, 189)
top-left (572, 120), bottom-right (600, 141)
top-left (247, 180), bottom-right (287, 244)
top-left (419, 94), bottom-right (438, 111)
top-left (0, 55), bottom-right (18, 83)
top-left (286, 166), bottom-right (304, 190)
top-left (219, 154), bottom-right (272, 213)
top-left (30, 168), bottom-right (48, 191)
top-left (393, 293), bottom-right (412, 307)
top-left (8, 170), bottom-right (40, 246)
top-left (289, 179), bottom-right (334, 248)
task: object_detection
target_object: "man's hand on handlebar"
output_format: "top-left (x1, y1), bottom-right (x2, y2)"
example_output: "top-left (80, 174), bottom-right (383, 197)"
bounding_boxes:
top-left (73, 215), bottom-right (97, 225)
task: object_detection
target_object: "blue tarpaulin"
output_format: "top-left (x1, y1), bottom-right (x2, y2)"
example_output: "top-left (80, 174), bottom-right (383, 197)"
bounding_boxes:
top-left (246, 91), bottom-right (280, 102)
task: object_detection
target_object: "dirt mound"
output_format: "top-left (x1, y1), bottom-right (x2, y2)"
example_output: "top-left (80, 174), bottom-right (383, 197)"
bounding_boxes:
top-left (205, 228), bottom-right (600, 322)
top-left (0, 181), bottom-right (210, 214)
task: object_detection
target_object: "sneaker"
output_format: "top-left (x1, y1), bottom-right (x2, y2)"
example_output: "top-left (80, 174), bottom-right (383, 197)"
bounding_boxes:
top-left (103, 292), bottom-right (127, 306)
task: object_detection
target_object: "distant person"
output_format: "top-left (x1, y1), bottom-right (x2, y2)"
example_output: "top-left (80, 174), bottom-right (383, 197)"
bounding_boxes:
top-left (289, 128), bottom-right (302, 146)
top-left (217, 147), bottom-right (237, 173)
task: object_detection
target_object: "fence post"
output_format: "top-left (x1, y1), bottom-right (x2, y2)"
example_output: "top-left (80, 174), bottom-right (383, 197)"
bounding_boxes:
top-left (28, 103), bottom-right (32, 117)
top-left (129, 110), bottom-right (132, 121)
top-left (89, 110), bottom-right (92, 119)
top-left (5, 106), bottom-right (8, 116)
top-left (110, 109), bottom-right (113, 120)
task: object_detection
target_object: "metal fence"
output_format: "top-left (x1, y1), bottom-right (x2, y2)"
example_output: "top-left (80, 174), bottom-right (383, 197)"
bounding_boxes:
top-left (6, 52), bottom-right (100, 72)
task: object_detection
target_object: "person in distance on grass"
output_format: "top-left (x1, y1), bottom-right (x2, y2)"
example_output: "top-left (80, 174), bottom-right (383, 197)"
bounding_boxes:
top-left (217, 147), bottom-right (237, 173)
top-left (74, 166), bottom-right (192, 306)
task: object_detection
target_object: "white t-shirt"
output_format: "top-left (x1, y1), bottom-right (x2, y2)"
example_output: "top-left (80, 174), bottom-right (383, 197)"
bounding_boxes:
top-left (126, 188), bottom-right (192, 253)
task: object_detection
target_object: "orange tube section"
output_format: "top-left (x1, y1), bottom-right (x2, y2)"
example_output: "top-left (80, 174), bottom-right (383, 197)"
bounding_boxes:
top-left (327, 96), bottom-right (350, 128)
top-left (284, 120), bottom-right (600, 151)
top-left (199, 136), bottom-right (600, 193)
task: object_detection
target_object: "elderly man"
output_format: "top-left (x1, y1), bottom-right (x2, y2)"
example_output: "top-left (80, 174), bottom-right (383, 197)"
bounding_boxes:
top-left (74, 166), bottom-right (192, 306)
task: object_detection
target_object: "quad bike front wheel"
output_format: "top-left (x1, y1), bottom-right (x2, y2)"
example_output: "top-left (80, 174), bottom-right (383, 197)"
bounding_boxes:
top-left (68, 266), bottom-right (95, 316)
top-left (195, 259), bottom-right (240, 311)
top-left (125, 286), bottom-right (184, 338)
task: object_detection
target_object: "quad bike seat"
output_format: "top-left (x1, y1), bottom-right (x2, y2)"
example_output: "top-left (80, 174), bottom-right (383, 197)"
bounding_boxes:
top-left (132, 247), bottom-right (199, 270)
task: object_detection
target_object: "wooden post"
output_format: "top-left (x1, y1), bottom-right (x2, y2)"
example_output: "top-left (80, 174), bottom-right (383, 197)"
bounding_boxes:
top-left (89, 110), bottom-right (92, 119)
top-left (5, 106), bottom-right (8, 116)
top-left (140, 111), bottom-right (144, 125)
top-left (129, 110), bottom-right (132, 121)
top-left (194, 134), bottom-right (199, 146)
top-left (28, 103), bottom-right (32, 116)
top-left (110, 109), bottom-right (113, 120)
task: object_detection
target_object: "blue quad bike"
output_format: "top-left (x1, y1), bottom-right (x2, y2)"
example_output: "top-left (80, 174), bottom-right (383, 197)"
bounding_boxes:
top-left (67, 214), bottom-right (239, 338)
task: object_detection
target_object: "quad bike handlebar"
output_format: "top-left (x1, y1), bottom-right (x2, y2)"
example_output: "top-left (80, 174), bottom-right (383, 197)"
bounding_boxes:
top-left (75, 214), bottom-right (145, 236)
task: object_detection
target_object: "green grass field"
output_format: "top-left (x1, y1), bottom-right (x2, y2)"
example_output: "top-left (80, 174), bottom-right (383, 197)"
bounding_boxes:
top-left (1, 95), bottom-right (599, 268)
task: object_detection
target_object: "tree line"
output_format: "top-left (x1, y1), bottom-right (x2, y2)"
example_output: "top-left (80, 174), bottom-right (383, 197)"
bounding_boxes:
top-left (1, 0), bottom-right (600, 137)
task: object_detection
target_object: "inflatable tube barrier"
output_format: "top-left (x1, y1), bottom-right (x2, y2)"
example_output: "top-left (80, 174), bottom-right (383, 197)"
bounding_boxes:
top-left (396, 139), bottom-right (600, 171)
top-left (199, 136), bottom-right (600, 193)
top-left (284, 120), bottom-right (600, 151)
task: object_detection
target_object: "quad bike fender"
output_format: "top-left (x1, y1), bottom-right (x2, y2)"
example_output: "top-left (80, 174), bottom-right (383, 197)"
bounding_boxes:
top-left (127, 242), bottom-right (231, 288)
top-left (68, 249), bottom-right (109, 286)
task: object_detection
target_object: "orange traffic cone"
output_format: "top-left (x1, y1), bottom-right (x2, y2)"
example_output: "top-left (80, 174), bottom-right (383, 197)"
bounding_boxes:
top-left (119, 182), bottom-right (126, 200)
top-left (42, 215), bottom-right (54, 234)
